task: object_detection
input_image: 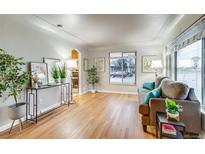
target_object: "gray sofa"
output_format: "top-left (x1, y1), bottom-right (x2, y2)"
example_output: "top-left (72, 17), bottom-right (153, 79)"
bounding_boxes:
top-left (138, 77), bottom-right (201, 134)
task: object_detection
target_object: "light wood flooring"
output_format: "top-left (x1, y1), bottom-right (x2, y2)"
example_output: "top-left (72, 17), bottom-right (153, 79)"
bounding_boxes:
top-left (0, 92), bottom-right (156, 139)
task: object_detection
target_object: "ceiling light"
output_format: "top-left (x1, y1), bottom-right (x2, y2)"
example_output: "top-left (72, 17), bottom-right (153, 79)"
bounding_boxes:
top-left (57, 24), bottom-right (63, 28)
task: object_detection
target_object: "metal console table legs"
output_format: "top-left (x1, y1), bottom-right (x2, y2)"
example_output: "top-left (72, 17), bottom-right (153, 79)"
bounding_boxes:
top-left (26, 83), bottom-right (70, 123)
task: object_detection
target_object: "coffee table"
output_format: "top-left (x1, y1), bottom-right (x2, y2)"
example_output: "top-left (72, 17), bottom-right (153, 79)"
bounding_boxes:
top-left (156, 112), bottom-right (186, 139)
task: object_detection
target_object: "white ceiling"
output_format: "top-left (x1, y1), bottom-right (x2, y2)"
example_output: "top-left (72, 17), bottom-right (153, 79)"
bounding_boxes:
top-left (36, 14), bottom-right (185, 48)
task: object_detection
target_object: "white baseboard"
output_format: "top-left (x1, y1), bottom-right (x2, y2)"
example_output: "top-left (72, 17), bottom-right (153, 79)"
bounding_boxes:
top-left (78, 90), bottom-right (89, 95)
top-left (0, 102), bottom-right (66, 133)
top-left (95, 90), bottom-right (137, 95)
top-left (78, 90), bottom-right (137, 95)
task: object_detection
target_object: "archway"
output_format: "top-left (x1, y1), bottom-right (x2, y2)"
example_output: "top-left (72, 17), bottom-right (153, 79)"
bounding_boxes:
top-left (70, 49), bottom-right (81, 96)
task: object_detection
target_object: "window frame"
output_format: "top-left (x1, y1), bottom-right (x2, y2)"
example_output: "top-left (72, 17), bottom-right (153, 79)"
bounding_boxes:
top-left (109, 51), bottom-right (137, 86)
top-left (202, 38), bottom-right (205, 105)
top-left (175, 40), bottom-right (203, 104)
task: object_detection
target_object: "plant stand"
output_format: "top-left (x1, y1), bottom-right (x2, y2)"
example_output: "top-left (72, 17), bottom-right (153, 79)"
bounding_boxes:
top-left (9, 119), bottom-right (23, 134)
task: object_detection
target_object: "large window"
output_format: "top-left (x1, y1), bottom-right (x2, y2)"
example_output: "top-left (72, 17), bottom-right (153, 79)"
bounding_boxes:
top-left (176, 40), bottom-right (202, 102)
top-left (109, 52), bottom-right (136, 85)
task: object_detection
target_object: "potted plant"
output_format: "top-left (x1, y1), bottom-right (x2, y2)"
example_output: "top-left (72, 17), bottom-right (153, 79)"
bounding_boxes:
top-left (0, 48), bottom-right (29, 121)
top-left (87, 65), bottom-right (99, 93)
top-left (165, 98), bottom-right (183, 121)
top-left (51, 65), bottom-right (60, 83)
top-left (59, 64), bottom-right (67, 83)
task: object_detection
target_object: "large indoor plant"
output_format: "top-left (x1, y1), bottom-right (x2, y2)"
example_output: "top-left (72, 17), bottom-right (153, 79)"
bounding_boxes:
top-left (165, 98), bottom-right (183, 121)
top-left (59, 64), bottom-right (67, 83)
top-left (0, 48), bottom-right (29, 121)
top-left (87, 65), bottom-right (99, 93)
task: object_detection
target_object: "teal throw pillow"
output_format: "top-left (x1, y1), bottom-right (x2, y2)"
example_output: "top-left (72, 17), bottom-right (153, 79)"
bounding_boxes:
top-left (144, 87), bottom-right (161, 104)
top-left (143, 82), bottom-right (155, 90)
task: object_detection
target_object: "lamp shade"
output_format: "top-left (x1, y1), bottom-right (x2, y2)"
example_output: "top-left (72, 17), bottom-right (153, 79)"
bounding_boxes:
top-left (151, 60), bottom-right (162, 68)
top-left (66, 59), bottom-right (78, 69)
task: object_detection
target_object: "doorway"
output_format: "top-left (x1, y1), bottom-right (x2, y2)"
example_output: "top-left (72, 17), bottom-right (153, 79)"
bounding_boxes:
top-left (70, 49), bottom-right (80, 96)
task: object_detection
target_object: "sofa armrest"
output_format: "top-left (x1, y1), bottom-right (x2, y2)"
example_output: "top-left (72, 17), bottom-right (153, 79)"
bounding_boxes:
top-left (174, 99), bottom-right (201, 134)
top-left (149, 98), bottom-right (166, 125)
top-left (187, 88), bottom-right (199, 101)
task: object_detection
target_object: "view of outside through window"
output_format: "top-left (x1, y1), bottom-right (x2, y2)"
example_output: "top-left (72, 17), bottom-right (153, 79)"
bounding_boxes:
top-left (110, 52), bottom-right (136, 85)
top-left (177, 40), bottom-right (202, 102)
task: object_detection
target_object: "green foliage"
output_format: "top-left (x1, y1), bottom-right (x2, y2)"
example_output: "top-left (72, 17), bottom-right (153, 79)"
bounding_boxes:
top-left (87, 65), bottom-right (99, 87)
top-left (0, 48), bottom-right (29, 105)
top-left (51, 65), bottom-right (59, 79)
top-left (165, 98), bottom-right (183, 114)
top-left (59, 64), bottom-right (67, 79)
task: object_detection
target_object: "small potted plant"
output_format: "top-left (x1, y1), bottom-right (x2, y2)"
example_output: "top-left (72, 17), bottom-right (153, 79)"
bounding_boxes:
top-left (87, 65), bottom-right (99, 93)
top-left (165, 98), bottom-right (183, 121)
top-left (51, 65), bottom-right (60, 83)
top-left (59, 64), bottom-right (67, 83)
top-left (0, 48), bottom-right (29, 121)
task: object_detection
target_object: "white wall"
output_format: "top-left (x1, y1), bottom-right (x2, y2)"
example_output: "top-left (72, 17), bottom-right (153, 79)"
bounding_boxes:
top-left (0, 15), bottom-right (89, 131)
top-left (88, 44), bottom-right (163, 94)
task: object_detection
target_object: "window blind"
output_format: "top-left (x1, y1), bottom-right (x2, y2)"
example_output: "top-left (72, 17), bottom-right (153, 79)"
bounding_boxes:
top-left (166, 15), bottom-right (205, 54)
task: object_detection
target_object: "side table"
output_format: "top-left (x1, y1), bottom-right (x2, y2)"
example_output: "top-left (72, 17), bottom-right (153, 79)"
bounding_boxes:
top-left (156, 112), bottom-right (186, 139)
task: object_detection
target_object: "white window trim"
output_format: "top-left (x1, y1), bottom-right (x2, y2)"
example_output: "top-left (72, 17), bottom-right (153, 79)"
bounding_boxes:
top-left (109, 51), bottom-right (137, 86)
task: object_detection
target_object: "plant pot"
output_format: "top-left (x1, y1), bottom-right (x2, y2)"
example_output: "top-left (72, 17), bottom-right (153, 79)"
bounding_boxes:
top-left (54, 78), bottom-right (60, 83)
top-left (91, 89), bottom-right (96, 93)
top-left (166, 110), bottom-right (179, 121)
top-left (61, 78), bottom-right (66, 83)
top-left (8, 102), bottom-right (26, 120)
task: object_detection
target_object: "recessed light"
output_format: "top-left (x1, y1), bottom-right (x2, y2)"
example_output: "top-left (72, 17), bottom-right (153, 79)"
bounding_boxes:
top-left (57, 24), bottom-right (63, 28)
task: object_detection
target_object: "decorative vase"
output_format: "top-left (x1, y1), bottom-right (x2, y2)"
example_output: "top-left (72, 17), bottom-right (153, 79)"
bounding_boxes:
top-left (61, 78), bottom-right (66, 83)
top-left (54, 78), bottom-right (60, 83)
top-left (33, 82), bottom-right (38, 88)
top-left (8, 102), bottom-right (26, 120)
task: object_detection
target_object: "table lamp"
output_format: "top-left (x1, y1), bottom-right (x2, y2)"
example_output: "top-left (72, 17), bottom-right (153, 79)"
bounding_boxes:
top-left (151, 59), bottom-right (162, 77)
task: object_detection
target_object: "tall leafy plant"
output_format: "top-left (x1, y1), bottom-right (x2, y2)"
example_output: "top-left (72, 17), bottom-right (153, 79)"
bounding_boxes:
top-left (0, 48), bottom-right (29, 106)
top-left (59, 64), bottom-right (67, 79)
top-left (51, 65), bottom-right (60, 79)
top-left (87, 65), bottom-right (99, 89)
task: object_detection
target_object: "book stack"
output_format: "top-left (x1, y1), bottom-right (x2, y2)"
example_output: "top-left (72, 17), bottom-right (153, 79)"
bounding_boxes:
top-left (162, 124), bottom-right (176, 135)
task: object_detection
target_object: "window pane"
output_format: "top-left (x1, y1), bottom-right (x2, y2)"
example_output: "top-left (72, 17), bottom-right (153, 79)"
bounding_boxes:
top-left (177, 40), bottom-right (202, 102)
top-left (122, 57), bottom-right (136, 84)
top-left (110, 58), bottom-right (123, 84)
top-left (110, 52), bottom-right (122, 58)
top-left (123, 52), bottom-right (136, 58)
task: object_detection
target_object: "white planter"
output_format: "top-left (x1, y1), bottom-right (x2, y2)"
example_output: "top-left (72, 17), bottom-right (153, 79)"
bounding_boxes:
top-left (91, 89), bottom-right (96, 93)
top-left (8, 102), bottom-right (26, 120)
top-left (33, 82), bottom-right (38, 88)
top-left (61, 78), bottom-right (66, 83)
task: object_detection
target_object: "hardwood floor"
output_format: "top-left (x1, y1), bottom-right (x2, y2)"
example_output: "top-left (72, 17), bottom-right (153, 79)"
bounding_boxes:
top-left (0, 92), bottom-right (156, 139)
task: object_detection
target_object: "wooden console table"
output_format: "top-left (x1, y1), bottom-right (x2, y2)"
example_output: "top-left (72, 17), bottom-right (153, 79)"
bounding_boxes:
top-left (26, 82), bottom-right (70, 123)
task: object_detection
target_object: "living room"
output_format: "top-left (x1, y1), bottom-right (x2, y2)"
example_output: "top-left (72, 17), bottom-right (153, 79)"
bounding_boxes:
top-left (0, 0), bottom-right (205, 152)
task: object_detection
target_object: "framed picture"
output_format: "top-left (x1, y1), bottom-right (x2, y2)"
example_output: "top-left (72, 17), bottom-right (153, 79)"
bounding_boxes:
top-left (95, 57), bottom-right (105, 72)
top-left (43, 58), bottom-right (61, 84)
top-left (30, 62), bottom-right (48, 86)
top-left (83, 58), bottom-right (88, 71)
top-left (142, 55), bottom-right (157, 73)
